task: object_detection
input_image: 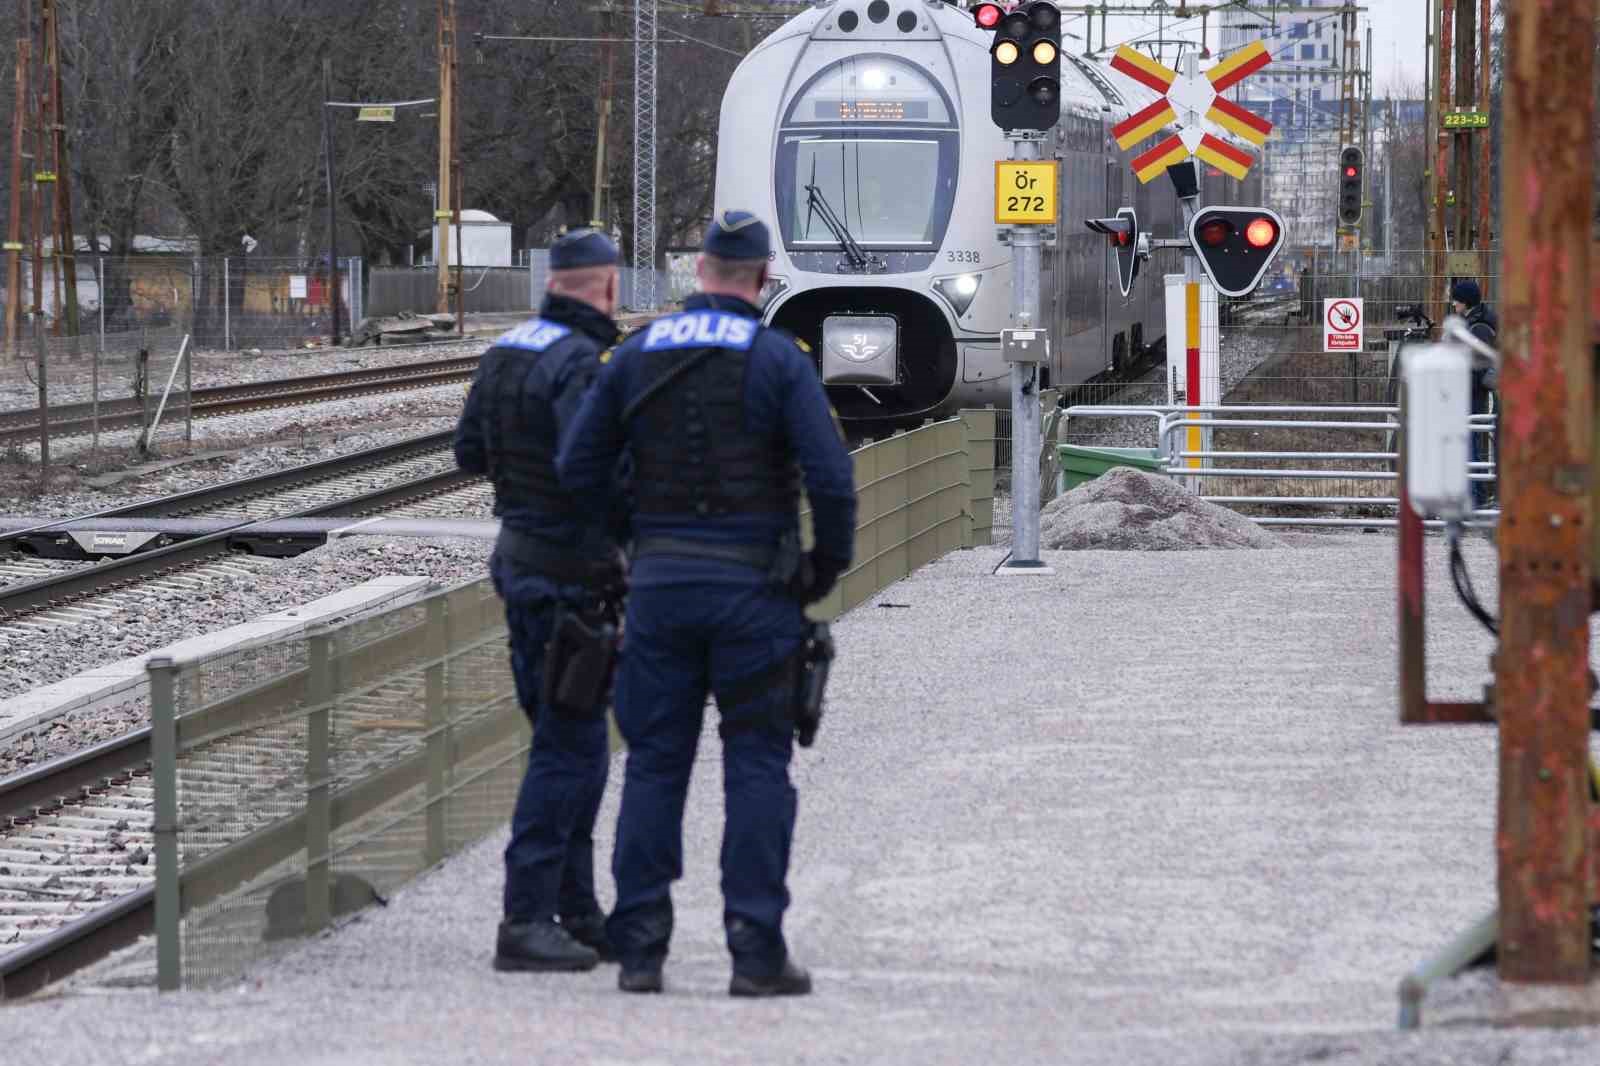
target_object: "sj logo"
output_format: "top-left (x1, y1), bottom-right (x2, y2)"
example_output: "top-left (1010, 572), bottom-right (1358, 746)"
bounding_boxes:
top-left (839, 333), bottom-right (881, 360)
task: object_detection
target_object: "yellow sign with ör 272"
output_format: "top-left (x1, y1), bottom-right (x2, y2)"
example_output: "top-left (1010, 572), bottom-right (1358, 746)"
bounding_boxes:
top-left (994, 161), bottom-right (1059, 225)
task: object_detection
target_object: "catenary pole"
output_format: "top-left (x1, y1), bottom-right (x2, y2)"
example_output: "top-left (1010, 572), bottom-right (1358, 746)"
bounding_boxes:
top-left (1494, 0), bottom-right (1594, 985)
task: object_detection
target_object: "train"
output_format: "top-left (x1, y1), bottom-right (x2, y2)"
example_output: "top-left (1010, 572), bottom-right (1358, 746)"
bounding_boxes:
top-left (714, 0), bottom-right (1258, 422)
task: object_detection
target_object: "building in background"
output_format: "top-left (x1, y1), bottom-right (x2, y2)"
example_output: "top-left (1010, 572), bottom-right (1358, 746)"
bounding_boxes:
top-left (1218, 0), bottom-right (1350, 257)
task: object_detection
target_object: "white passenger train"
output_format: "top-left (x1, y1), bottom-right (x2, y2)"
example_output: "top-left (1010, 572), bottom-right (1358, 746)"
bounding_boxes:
top-left (714, 0), bottom-right (1258, 423)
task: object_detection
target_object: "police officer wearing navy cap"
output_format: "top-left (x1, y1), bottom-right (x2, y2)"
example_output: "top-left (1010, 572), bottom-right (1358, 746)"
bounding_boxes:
top-left (558, 210), bottom-right (856, 997)
top-left (455, 228), bottom-right (626, 973)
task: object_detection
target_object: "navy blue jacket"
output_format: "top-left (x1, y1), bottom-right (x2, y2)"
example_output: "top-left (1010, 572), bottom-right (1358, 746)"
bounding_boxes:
top-left (557, 293), bottom-right (856, 588)
top-left (454, 293), bottom-right (620, 554)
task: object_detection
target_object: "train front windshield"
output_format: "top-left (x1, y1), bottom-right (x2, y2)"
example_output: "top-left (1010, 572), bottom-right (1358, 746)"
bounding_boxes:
top-left (776, 55), bottom-right (958, 251)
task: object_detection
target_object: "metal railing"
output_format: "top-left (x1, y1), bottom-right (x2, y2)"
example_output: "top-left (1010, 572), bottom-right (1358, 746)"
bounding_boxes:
top-left (149, 414), bottom-right (997, 989)
top-left (151, 578), bottom-right (521, 990)
top-left (1063, 403), bottom-right (1498, 527)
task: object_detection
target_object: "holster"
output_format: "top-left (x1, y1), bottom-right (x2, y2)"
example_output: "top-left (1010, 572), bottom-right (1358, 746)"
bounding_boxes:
top-left (716, 622), bottom-right (834, 747)
top-left (792, 623), bottom-right (834, 748)
top-left (540, 603), bottom-right (619, 719)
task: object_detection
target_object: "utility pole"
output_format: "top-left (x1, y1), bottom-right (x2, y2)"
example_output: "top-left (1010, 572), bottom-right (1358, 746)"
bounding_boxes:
top-left (321, 58), bottom-right (342, 347)
top-left (593, 0), bottom-right (618, 228)
top-left (41, 0), bottom-right (76, 341)
top-left (1429, 0), bottom-right (1493, 322)
top-left (1495, 0), bottom-right (1593, 986)
top-left (633, 0), bottom-right (658, 310)
top-left (5, 40), bottom-right (28, 353)
top-left (435, 0), bottom-right (456, 319)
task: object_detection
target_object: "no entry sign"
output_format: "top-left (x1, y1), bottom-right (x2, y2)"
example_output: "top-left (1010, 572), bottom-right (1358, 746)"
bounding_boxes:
top-left (1324, 297), bottom-right (1363, 352)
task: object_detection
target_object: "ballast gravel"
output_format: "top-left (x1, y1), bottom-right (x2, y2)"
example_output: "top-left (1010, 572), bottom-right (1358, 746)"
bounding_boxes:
top-left (1064, 310), bottom-right (1294, 450)
top-left (0, 413), bottom-right (461, 519)
top-left (1040, 466), bottom-right (1284, 551)
top-left (8, 534), bottom-right (1595, 1064)
top-left (0, 535), bottom-right (491, 706)
top-left (0, 335), bottom-right (485, 411)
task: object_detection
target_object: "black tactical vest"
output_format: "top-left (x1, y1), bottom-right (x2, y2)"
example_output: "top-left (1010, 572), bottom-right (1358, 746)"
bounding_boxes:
top-left (628, 340), bottom-right (797, 518)
top-left (480, 319), bottom-right (583, 518)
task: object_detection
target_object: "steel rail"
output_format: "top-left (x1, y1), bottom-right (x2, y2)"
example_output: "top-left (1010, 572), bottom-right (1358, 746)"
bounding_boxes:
top-left (0, 467), bottom-right (478, 619)
top-left (0, 356), bottom-right (479, 443)
top-left (0, 430), bottom-right (459, 546)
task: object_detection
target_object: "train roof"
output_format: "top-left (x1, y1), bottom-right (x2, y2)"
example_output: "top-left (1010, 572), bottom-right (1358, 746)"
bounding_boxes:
top-left (739, 0), bottom-right (1170, 127)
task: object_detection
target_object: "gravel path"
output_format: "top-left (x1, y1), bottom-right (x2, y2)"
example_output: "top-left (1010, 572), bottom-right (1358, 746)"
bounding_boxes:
top-left (0, 534), bottom-right (492, 710)
top-left (6, 535), bottom-right (1592, 1063)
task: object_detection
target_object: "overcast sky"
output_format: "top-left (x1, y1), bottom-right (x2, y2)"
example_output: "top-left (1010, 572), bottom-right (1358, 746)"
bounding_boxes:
top-left (1075, 1), bottom-right (1438, 98)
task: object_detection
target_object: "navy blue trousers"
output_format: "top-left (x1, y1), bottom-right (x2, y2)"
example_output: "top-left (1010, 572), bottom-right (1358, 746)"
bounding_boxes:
top-left (605, 578), bottom-right (805, 978)
top-left (495, 562), bottom-right (611, 925)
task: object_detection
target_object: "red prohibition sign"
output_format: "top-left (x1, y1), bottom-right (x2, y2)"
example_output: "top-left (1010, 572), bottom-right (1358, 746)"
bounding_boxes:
top-left (1327, 299), bottom-right (1361, 332)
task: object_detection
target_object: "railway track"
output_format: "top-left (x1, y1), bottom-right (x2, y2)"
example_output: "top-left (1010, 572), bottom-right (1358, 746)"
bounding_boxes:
top-left (0, 432), bottom-right (487, 630)
top-left (0, 355), bottom-right (480, 445)
top-left (0, 649), bottom-right (476, 997)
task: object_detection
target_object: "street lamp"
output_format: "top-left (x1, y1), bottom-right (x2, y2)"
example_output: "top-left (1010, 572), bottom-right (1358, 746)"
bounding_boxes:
top-left (321, 59), bottom-right (434, 346)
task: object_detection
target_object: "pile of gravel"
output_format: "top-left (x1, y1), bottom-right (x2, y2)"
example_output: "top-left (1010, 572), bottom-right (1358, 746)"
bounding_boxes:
top-left (1039, 467), bottom-right (1282, 551)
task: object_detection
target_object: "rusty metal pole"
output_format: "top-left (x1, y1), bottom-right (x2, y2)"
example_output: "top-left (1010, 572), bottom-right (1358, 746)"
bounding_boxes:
top-left (1495, 0), bottom-right (1594, 985)
top-left (5, 41), bottom-right (28, 353)
top-left (1430, 0), bottom-right (1453, 326)
top-left (434, 0), bottom-right (453, 317)
top-left (1473, 0), bottom-right (1491, 271)
top-left (1397, 386), bottom-right (1427, 724)
top-left (41, 0), bottom-right (76, 341)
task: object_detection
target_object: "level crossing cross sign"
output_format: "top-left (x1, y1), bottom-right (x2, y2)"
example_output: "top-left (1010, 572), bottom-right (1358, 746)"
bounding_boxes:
top-left (1110, 41), bottom-right (1273, 184)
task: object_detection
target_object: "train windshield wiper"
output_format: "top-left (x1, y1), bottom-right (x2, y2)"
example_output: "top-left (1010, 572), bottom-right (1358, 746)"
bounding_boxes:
top-left (803, 181), bottom-right (873, 273)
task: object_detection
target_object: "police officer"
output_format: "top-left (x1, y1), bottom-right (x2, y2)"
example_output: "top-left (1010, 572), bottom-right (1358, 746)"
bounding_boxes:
top-left (454, 229), bottom-right (625, 973)
top-left (557, 211), bottom-right (856, 997)
top-left (1449, 280), bottom-right (1499, 506)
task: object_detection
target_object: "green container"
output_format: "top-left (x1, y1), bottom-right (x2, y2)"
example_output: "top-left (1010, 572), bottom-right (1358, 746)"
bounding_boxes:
top-left (1057, 444), bottom-right (1167, 492)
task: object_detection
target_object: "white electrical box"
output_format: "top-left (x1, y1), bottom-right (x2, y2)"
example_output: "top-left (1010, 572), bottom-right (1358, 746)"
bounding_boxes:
top-left (1402, 341), bottom-right (1473, 520)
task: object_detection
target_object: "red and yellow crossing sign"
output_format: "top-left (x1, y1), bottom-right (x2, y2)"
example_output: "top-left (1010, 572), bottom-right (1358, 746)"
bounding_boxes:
top-left (1109, 45), bottom-right (1177, 95)
top-left (1131, 134), bottom-right (1188, 183)
top-left (1204, 39), bottom-right (1270, 93)
top-left (1108, 42), bottom-right (1274, 184)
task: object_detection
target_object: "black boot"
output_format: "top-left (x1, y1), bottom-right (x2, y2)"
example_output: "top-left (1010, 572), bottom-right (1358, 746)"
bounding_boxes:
top-left (560, 912), bottom-right (616, 963)
top-left (729, 958), bottom-right (812, 998)
top-left (618, 963), bottom-right (664, 994)
top-left (493, 919), bottom-right (599, 973)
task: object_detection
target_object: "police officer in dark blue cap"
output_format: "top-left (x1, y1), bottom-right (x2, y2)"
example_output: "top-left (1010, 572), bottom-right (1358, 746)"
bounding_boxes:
top-left (455, 227), bottom-right (626, 973)
top-left (558, 210), bottom-right (856, 997)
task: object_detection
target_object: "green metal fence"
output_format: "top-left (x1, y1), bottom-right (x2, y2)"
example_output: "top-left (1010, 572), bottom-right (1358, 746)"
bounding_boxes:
top-left (151, 579), bottom-right (522, 990)
top-left (150, 414), bottom-right (996, 989)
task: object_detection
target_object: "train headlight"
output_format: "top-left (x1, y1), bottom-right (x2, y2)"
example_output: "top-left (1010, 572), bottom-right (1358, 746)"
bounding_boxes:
top-left (933, 273), bottom-right (982, 317)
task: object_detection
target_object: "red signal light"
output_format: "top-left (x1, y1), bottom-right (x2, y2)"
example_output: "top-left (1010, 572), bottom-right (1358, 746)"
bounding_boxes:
top-left (975, 2), bottom-right (1003, 28)
top-left (1197, 219), bottom-right (1232, 247)
top-left (1343, 165), bottom-right (1357, 178)
top-left (1245, 218), bottom-right (1276, 248)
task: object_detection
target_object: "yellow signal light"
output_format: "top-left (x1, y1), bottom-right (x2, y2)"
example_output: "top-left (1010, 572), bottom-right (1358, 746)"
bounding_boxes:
top-left (1032, 40), bottom-right (1057, 66)
top-left (996, 41), bottom-right (1019, 65)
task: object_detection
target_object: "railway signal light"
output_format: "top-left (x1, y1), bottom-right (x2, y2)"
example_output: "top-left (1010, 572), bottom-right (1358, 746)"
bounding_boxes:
top-left (1085, 207), bottom-right (1143, 297)
top-left (983, 1), bottom-right (1061, 132)
top-left (1338, 145), bottom-right (1363, 227)
top-left (973, 1), bottom-right (1003, 29)
top-left (1187, 206), bottom-right (1285, 297)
